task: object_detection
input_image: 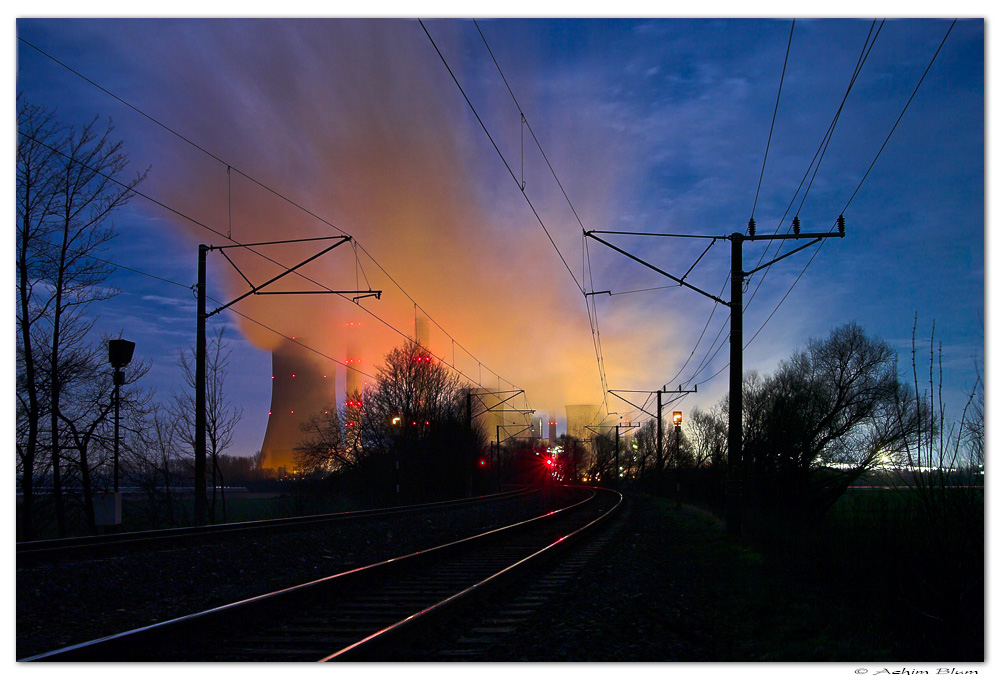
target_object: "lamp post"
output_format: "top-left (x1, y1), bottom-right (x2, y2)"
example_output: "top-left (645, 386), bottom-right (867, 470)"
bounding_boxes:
top-left (108, 339), bottom-right (136, 494)
top-left (672, 410), bottom-right (682, 509)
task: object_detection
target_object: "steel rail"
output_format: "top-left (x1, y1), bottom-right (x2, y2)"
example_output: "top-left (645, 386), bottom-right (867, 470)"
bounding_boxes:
top-left (16, 488), bottom-right (537, 562)
top-left (324, 486), bottom-right (623, 661)
top-left (21, 486), bottom-right (619, 662)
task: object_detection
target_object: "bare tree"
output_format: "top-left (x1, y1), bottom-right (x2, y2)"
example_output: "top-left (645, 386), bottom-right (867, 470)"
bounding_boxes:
top-left (17, 98), bottom-right (63, 540)
top-left (296, 341), bottom-right (477, 502)
top-left (688, 405), bottom-right (727, 468)
top-left (172, 326), bottom-right (244, 522)
top-left (17, 98), bottom-right (146, 537)
top-left (693, 324), bottom-right (919, 520)
top-left (125, 403), bottom-right (184, 527)
top-left (586, 430), bottom-right (617, 484)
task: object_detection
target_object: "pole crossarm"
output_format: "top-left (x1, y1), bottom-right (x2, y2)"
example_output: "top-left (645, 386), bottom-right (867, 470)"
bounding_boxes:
top-left (587, 230), bottom-right (720, 239)
top-left (584, 231), bottom-right (728, 306)
top-left (608, 390), bottom-right (659, 419)
top-left (193, 234), bottom-right (380, 526)
top-left (497, 424), bottom-right (531, 444)
top-left (586, 423), bottom-right (638, 435)
top-left (743, 237), bottom-right (822, 276)
top-left (253, 290), bottom-right (382, 296)
top-left (584, 219), bottom-right (846, 534)
top-left (740, 231), bottom-right (843, 276)
top-left (206, 236), bottom-right (366, 317)
top-left (468, 389), bottom-right (526, 419)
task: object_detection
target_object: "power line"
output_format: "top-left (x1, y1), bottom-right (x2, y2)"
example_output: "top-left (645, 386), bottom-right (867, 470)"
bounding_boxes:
top-left (423, 18), bottom-right (613, 417)
top-left (19, 127), bottom-right (511, 395)
top-left (751, 19), bottom-right (795, 220)
top-left (418, 19), bottom-right (584, 295)
top-left (685, 20), bottom-right (956, 395)
top-left (741, 18), bottom-right (956, 351)
top-left (842, 19), bottom-right (958, 213)
top-left (18, 35), bottom-right (525, 397)
top-left (56, 238), bottom-right (382, 381)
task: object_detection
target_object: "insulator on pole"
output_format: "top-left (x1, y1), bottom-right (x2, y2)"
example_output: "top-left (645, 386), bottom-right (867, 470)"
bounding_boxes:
top-left (837, 214), bottom-right (846, 235)
top-left (792, 216), bottom-right (801, 235)
top-left (748, 217), bottom-right (756, 237)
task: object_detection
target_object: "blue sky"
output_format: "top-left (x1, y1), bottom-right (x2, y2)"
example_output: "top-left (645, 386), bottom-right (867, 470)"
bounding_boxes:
top-left (13, 17), bottom-right (985, 457)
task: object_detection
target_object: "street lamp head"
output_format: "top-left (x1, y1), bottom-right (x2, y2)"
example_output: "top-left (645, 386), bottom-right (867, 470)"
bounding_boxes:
top-left (672, 411), bottom-right (683, 425)
top-left (108, 339), bottom-right (136, 369)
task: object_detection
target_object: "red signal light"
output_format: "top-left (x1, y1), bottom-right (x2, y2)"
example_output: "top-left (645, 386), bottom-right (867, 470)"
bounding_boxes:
top-left (479, 459), bottom-right (487, 466)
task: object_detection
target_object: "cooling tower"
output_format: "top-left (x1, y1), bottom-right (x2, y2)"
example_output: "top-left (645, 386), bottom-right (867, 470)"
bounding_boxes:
top-left (565, 404), bottom-right (610, 443)
top-left (471, 388), bottom-right (511, 444)
top-left (260, 338), bottom-right (337, 474)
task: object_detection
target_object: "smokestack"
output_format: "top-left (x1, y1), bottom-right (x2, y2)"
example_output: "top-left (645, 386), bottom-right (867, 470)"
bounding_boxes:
top-left (345, 321), bottom-right (363, 401)
top-left (414, 311), bottom-right (430, 351)
top-left (260, 338), bottom-right (337, 474)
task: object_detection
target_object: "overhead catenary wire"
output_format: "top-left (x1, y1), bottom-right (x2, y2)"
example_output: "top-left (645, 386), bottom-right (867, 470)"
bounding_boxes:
top-left (671, 19), bottom-right (890, 393)
top-left (418, 19), bottom-right (584, 296)
top-left (739, 18), bottom-right (956, 353)
top-left (18, 35), bottom-right (525, 397)
top-left (476, 18), bottom-right (614, 419)
top-left (750, 18), bottom-right (795, 221)
top-left (52, 237), bottom-right (382, 382)
top-left (17, 127), bottom-right (512, 394)
top-left (426, 18), bottom-right (613, 420)
top-left (685, 19), bottom-right (955, 391)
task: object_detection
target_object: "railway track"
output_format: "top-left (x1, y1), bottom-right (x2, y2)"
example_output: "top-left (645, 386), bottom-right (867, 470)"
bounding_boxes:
top-left (16, 488), bottom-right (536, 564)
top-left (22, 485), bottom-right (622, 662)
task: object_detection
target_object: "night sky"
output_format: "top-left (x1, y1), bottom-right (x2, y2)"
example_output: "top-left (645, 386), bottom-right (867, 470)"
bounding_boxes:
top-left (12, 15), bottom-right (985, 460)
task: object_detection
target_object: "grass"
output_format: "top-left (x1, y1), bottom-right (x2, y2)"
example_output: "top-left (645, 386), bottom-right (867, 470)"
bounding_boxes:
top-left (642, 497), bottom-right (900, 661)
top-left (704, 487), bottom-right (984, 661)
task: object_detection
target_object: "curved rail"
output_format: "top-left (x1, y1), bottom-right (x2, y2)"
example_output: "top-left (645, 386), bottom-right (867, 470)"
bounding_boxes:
top-left (325, 486), bottom-right (623, 661)
top-left (21, 485), bottom-right (622, 662)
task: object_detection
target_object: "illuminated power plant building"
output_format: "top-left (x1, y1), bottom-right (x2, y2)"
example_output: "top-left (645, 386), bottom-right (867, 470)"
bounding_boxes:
top-left (530, 415), bottom-right (543, 442)
top-left (260, 338), bottom-right (337, 474)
